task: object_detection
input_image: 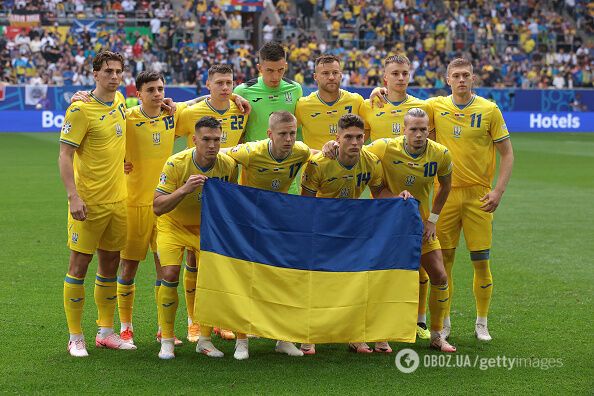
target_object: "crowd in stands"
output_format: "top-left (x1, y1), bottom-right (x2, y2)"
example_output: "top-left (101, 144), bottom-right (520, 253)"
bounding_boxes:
top-left (0, 0), bottom-right (592, 89)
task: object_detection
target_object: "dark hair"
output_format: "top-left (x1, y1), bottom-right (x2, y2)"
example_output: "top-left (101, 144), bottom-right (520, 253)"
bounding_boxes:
top-left (259, 42), bottom-right (286, 62)
top-left (208, 64), bottom-right (233, 79)
top-left (135, 71), bottom-right (165, 91)
top-left (92, 50), bottom-right (125, 72)
top-left (315, 54), bottom-right (341, 68)
top-left (195, 116), bottom-right (222, 134)
top-left (338, 113), bottom-right (364, 131)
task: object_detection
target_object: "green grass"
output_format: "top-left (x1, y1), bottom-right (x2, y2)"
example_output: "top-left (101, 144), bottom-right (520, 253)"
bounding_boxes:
top-left (1, 133), bottom-right (593, 394)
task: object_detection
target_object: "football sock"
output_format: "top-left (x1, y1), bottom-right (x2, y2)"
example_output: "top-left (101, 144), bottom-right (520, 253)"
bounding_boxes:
top-left (183, 264), bottom-right (198, 323)
top-left (441, 249), bottom-right (456, 318)
top-left (476, 316), bottom-right (488, 326)
top-left (200, 326), bottom-right (213, 337)
top-left (471, 254), bottom-right (493, 318)
top-left (94, 273), bottom-right (117, 328)
top-left (117, 277), bottom-right (135, 326)
top-left (154, 279), bottom-right (161, 328)
top-left (429, 282), bottom-right (449, 332)
top-left (64, 273), bottom-right (85, 335)
top-left (158, 280), bottom-right (179, 339)
top-left (236, 332), bottom-right (248, 340)
top-left (97, 327), bottom-right (114, 338)
top-left (418, 267), bottom-right (429, 320)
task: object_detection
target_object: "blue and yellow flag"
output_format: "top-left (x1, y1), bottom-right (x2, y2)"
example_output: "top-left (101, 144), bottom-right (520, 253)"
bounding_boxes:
top-left (195, 180), bottom-right (422, 343)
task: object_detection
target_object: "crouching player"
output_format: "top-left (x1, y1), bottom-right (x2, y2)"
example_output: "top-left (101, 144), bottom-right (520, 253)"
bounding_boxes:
top-left (152, 116), bottom-right (238, 359)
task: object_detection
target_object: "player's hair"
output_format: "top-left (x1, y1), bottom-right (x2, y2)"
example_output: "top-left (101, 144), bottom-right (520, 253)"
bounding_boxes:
top-left (315, 54), bottom-right (341, 68)
top-left (384, 54), bottom-right (411, 67)
top-left (92, 50), bottom-right (125, 71)
top-left (208, 64), bottom-right (233, 79)
top-left (269, 110), bottom-right (296, 126)
top-left (259, 42), bottom-right (286, 62)
top-left (195, 116), bottom-right (222, 134)
top-left (403, 107), bottom-right (429, 126)
top-left (135, 71), bottom-right (165, 91)
top-left (338, 114), bottom-right (364, 131)
top-left (446, 58), bottom-right (473, 75)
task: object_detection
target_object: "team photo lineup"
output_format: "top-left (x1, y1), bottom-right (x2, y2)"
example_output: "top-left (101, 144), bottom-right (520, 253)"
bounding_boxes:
top-left (58, 40), bottom-right (514, 361)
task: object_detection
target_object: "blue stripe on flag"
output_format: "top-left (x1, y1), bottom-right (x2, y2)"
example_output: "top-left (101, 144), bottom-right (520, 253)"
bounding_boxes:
top-left (200, 180), bottom-right (422, 272)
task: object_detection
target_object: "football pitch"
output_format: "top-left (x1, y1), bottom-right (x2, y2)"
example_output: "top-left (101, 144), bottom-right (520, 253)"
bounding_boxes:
top-left (1, 132), bottom-right (592, 394)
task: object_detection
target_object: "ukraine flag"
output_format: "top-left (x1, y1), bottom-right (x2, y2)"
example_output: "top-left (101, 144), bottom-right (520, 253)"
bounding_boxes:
top-left (195, 180), bottom-right (422, 344)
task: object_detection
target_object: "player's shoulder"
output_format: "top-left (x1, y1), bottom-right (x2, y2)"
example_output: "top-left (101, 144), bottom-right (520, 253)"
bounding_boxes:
top-left (281, 77), bottom-right (301, 89)
top-left (242, 77), bottom-right (260, 88)
top-left (474, 95), bottom-right (500, 111)
top-left (407, 95), bottom-right (427, 107)
top-left (361, 146), bottom-right (381, 163)
top-left (307, 151), bottom-right (326, 166)
top-left (424, 95), bottom-right (447, 105)
top-left (299, 91), bottom-right (318, 103)
top-left (217, 151), bottom-right (237, 168)
top-left (65, 101), bottom-right (88, 116)
top-left (427, 138), bottom-right (450, 156)
top-left (125, 105), bottom-right (142, 118)
top-left (341, 89), bottom-right (364, 101)
top-left (293, 141), bottom-right (311, 155)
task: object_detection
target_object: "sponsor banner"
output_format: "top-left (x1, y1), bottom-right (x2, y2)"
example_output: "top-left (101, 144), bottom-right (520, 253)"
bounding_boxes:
top-left (0, 111), bottom-right (593, 133)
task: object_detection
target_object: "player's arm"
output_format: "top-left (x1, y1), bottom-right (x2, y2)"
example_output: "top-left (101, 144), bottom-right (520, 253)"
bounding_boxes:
top-left (480, 138), bottom-right (514, 213)
top-left (153, 174), bottom-right (208, 215)
top-left (58, 143), bottom-right (87, 221)
top-left (369, 86), bottom-right (388, 108)
top-left (184, 94), bottom-right (251, 114)
top-left (300, 160), bottom-right (319, 197)
top-left (300, 188), bottom-right (316, 197)
top-left (424, 172), bottom-right (452, 241)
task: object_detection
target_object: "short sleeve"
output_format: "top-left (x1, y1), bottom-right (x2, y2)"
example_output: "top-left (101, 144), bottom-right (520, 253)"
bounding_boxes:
top-left (365, 138), bottom-right (387, 160)
top-left (301, 158), bottom-right (321, 194)
top-left (225, 143), bottom-right (251, 167)
top-left (176, 106), bottom-right (193, 138)
top-left (60, 103), bottom-right (88, 147)
top-left (295, 99), bottom-right (304, 127)
top-left (489, 105), bottom-right (510, 142)
top-left (437, 147), bottom-right (453, 177)
top-left (369, 159), bottom-right (384, 189)
top-left (359, 100), bottom-right (371, 130)
top-left (424, 98), bottom-right (435, 133)
top-left (156, 158), bottom-right (178, 194)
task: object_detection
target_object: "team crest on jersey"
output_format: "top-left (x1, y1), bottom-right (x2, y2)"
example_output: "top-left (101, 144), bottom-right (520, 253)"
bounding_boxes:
top-left (152, 132), bottom-right (161, 145)
top-left (453, 126), bottom-right (462, 138)
top-left (159, 172), bottom-right (167, 185)
top-left (405, 175), bottom-right (416, 186)
top-left (329, 124), bottom-right (338, 135)
top-left (392, 123), bottom-right (401, 135)
top-left (231, 145), bottom-right (241, 153)
top-left (61, 121), bottom-right (72, 135)
top-left (115, 124), bottom-right (123, 137)
top-left (271, 179), bottom-right (281, 191)
top-left (339, 186), bottom-right (351, 198)
top-left (221, 130), bottom-right (228, 143)
top-left (285, 92), bottom-right (293, 103)
top-left (71, 232), bottom-right (79, 244)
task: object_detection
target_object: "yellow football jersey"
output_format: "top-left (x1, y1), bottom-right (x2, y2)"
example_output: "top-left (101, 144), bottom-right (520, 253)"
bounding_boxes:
top-left (426, 95), bottom-right (509, 188)
top-left (295, 89), bottom-right (364, 150)
top-left (359, 94), bottom-right (429, 141)
top-left (177, 99), bottom-right (248, 149)
top-left (301, 148), bottom-right (383, 198)
top-left (125, 102), bottom-right (188, 206)
top-left (366, 136), bottom-right (452, 220)
top-left (60, 91), bottom-right (127, 205)
top-left (226, 139), bottom-right (311, 193)
top-left (156, 149), bottom-right (238, 228)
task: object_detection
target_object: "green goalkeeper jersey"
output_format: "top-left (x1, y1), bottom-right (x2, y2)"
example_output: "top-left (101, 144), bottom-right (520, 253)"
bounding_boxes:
top-left (234, 76), bottom-right (303, 142)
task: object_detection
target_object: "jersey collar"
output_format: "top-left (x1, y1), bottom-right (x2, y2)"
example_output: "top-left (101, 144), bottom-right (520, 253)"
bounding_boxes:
top-left (192, 149), bottom-right (215, 172)
top-left (385, 94), bottom-right (408, 107)
top-left (139, 106), bottom-right (163, 119)
top-left (316, 90), bottom-right (342, 107)
top-left (268, 139), bottom-right (291, 162)
top-left (89, 91), bottom-right (114, 107)
top-left (450, 94), bottom-right (476, 110)
top-left (206, 99), bottom-right (229, 115)
top-left (403, 137), bottom-right (427, 159)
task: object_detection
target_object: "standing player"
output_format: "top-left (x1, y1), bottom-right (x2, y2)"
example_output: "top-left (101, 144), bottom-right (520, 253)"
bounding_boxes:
top-left (222, 111), bottom-right (313, 359)
top-left (116, 71), bottom-right (188, 346)
top-left (426, 58), bottom-right (514, 341)
top-left (365, 108), bottom-right (456, 352)
top-left (295, 55), bottom-right (364, 150)
top-left (59, 50), bottom-right (135, 357)
top-left (301, 114), bottom-right (408, 355)
top-left (234, 42), bottom-right (302, 142)
top-left (153, 116), bottom-right (238, 359)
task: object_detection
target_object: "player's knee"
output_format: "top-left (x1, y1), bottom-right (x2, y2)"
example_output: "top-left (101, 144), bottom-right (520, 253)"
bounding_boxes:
top-left (161, 265), bottom-right (181, 283)
top-left (119, 260), bottom-right (139, 281)
top-left (68, 251), bottom-right (93, 277)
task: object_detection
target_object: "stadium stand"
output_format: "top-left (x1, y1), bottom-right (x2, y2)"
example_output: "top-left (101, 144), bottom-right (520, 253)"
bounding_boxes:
top-left (0, 0), bottom-right (591, 88)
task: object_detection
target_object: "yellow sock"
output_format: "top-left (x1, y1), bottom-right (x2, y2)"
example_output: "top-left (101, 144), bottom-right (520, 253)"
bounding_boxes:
top-left (94, 273), bottom-right (117, 328)
top-left (441, 249), bottom-right (456, 318)
top-left (154, 280), bottom-right (161, 328)
top-left (158, 280), bottom-right (179, 339)
top-left (200, 325), bottom-right (213, 337)
top-left (64, 274), bottom-right (85, 335)
top-left (472, 256), bottom-right (493, 318)
top-left (117, 278), bottom-right (135, 325)
top-left (183, 264), bottom-right (198, 323)
top-left (418, 267), bottom-right (429, 322)
top-left (429, 283), bottom-right (449, 332)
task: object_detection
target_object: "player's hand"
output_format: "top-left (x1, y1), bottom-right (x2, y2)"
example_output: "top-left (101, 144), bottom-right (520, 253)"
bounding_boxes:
top-left (182, 174), bottom-right (208, 194)
top-left (398, 189), bottom-right (413, 200)
top-left (479, 190), bottom-right (503, 213)
top-left (322, 140), bottom-right (339, 159)
top-left (233, 94), bottom-right (252, 115)
top-left (71, 91), bottom-right (91, 103)
top-left (422, 220), bottom-right (437, 242)
top-left (369, 87), bottom-right (388, 108)
top-left (124, 160), bottom-right (133, 174)
top-left (69, 194), bottom-right (88, 221)
top-left (162, 98), bottom-right (176, 115)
